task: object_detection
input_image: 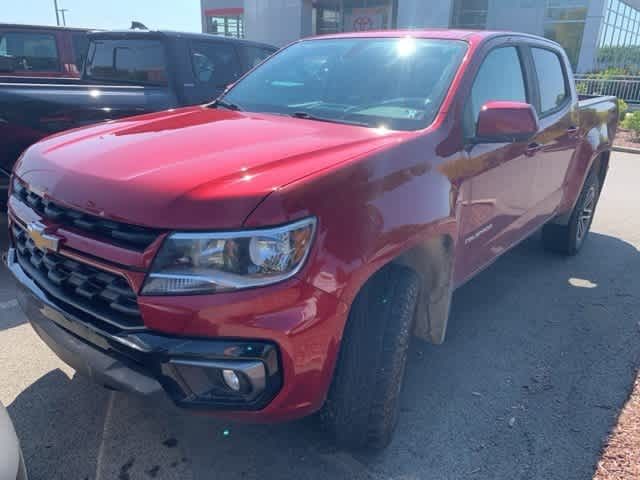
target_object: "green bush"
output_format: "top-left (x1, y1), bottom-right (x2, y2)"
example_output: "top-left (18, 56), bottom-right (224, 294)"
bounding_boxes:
top-left (618, 98), bottom-right (629, 121)
top-left (576, 81), bottom-right (588, 94)
top-left (622, 110), bottom-right (640, 138)
top-left (585, 66), bottom-right (633, 78)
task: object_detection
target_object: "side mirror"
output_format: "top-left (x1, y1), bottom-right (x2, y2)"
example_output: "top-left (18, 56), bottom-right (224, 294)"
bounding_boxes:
top-left (475, 101), bottom-right (539, 143)
top-left (0, 55), bottom-right (16, 73)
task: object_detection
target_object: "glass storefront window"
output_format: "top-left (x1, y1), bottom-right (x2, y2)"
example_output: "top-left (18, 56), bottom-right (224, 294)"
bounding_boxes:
top-left (206, 15), bottom-right (244, 39)
top-left (312, 0), bottom-right (396, 35)
top-left (596, 0), bottom-right (640, 71)
top-left (451, 0), bottom-right (488, 29)
top-left (544, 22), bottom-right (585, 68)
top-left (543, 0), bottom-right (588, 69)
top-left (545, 0), bottom-right (588, 21)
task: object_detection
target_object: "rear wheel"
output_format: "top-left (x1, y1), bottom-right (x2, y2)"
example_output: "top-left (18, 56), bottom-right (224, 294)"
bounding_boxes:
top-left (542, 171), bottom-right (601, 255)
top-left (320, 264), bottom-right (420, 450)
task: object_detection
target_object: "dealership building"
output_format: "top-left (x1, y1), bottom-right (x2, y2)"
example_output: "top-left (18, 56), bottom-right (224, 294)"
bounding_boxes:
top-left (201, 0), bottom-right (640, 72)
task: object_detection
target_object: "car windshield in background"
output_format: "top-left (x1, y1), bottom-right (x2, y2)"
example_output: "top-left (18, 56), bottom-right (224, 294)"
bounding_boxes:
top-left (85, 39), bottom-right (168, 85)
top-left (221, 37), bottom-right (467, 131)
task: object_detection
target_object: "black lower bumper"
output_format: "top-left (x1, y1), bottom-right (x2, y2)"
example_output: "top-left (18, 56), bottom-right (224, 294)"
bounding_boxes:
top-left (7, 249), bottom-right (282, 411)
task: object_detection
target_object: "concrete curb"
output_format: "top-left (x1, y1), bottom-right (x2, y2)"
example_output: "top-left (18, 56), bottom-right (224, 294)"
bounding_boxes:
top-left (613, 145), bottom-right (640, 154)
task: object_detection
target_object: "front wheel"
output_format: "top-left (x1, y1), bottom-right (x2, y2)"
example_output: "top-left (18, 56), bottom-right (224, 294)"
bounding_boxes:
top-left (319, 264), bottom-right (420, 450)
top-left (542, 171), bottom-right (601, 255)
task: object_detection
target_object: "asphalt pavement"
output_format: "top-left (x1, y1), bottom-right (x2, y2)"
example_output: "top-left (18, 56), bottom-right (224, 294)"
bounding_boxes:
top-left (1, 152), bottom-right (639, 480)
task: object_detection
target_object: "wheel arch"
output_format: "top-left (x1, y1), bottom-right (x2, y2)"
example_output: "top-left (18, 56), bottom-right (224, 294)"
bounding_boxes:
top-left (595, 150), bottom-right (610, 190)
top-left (391, 234), bottom-right (456, 344)
top-left (343, 232), bottom-right (457, 345)
top-left (553, 149), bottom-right (609, 225)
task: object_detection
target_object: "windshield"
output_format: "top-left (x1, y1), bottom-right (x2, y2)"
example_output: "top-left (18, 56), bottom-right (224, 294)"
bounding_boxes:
top-left (221, 37), bottom-right (467, 131)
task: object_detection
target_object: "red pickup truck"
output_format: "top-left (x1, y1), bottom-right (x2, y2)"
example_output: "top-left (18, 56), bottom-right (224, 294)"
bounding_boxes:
top-left (6, 30), bottom-right (617, 450)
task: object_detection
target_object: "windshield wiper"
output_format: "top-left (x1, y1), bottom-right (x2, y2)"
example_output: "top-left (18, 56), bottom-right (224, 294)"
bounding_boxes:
top-left (290, 111), bottom-right (370, 128)
top-left (209, 98), bottom-right (243, 111)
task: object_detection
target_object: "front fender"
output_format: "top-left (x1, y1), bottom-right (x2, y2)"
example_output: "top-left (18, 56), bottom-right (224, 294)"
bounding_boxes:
top-left (244, 134), bottom-right (461, 343)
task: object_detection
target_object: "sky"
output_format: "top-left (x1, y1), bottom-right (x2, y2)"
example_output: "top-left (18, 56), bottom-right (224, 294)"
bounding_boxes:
top-left (3, 0), bottom-right (202, 32)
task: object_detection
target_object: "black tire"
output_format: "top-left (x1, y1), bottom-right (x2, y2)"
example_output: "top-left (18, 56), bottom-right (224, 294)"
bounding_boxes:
top-left (542, 170), bottom-right (601, 256)
top-left (320, 264), bottom-right (420, 450)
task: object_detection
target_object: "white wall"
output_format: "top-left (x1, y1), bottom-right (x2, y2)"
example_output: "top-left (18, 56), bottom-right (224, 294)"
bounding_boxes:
top-left (397, 0), bottom-right (452, 28)
top-left (486, 0), bottom-right (543, 35)
top-left (244, 0), bottom-right (306, 46)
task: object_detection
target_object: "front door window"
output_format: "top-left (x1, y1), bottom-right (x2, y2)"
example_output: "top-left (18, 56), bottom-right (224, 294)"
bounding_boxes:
top-left (451, 0), bottom-right (489, 29)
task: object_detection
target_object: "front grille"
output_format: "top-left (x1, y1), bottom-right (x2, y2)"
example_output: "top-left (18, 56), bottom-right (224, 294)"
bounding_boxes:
top-left (11, 222), bottom-right (144, 330)
top-left (12, 179), bottom-right (162, 251)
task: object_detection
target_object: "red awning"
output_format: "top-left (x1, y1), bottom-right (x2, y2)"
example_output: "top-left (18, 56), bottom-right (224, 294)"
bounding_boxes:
top-left (204, 7), bottom-right (244, 16)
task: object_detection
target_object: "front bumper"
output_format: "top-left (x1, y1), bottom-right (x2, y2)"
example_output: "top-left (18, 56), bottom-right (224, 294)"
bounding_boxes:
top-left (7, 248), bottom-right (282, 411)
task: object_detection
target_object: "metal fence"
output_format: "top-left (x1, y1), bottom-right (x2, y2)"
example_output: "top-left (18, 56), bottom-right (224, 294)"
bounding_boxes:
top-left (575, 74), bottom-right (640, 104)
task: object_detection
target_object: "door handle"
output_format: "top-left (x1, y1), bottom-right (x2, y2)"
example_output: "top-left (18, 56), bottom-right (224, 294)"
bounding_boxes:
top-left (567, 125), bottom-right (580, 138)
top-left (525, 142), bottom-right (544, 156)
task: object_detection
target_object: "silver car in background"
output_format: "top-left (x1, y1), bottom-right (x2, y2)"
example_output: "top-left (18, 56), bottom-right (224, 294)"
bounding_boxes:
top-left (0, 403), bottom-right (26, 480)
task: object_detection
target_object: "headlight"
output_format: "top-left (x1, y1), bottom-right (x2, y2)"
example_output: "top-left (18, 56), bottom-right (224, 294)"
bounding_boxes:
top-left (141, 218), bottom-right (316, 295)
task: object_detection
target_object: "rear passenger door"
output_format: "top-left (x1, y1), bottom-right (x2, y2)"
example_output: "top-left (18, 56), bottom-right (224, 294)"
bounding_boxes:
top-left (526, 46), bottom-right (579, 217)
top-left (188, 40), bottom-right (241, 104)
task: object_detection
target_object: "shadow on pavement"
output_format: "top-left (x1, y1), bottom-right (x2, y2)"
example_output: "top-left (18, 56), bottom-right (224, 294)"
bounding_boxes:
top-left (6, 231), bottom-right (640, 480)
top-left (374, 231), bottom-right (640, 479)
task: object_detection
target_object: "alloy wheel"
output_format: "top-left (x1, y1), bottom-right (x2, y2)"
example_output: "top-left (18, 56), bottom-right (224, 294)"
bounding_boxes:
top-left (576, 185), bottom-right (597, 243)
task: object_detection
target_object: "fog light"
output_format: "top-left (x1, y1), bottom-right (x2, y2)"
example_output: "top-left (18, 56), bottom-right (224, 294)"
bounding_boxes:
top-left (222, 369), bottom-right (241, 391)
top-left (165, 358), bottom-right (268, 403)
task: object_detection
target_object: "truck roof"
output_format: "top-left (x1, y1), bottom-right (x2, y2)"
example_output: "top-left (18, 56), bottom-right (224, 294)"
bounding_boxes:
top-left (308, 29), bottom-right (561, 46)
top-left (87, 29), bottom-right (276, 50)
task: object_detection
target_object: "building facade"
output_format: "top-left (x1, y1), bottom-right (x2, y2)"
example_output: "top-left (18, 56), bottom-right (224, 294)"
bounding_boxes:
top-left (201, 0), bottom-right (640, 73)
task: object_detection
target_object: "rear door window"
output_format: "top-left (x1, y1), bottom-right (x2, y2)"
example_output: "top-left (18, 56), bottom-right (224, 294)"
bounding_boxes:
top-left (531, 47), bottom-right (568, 115)
top-left (190, 40), bottom-right (240, 88)
top-left (0, 31), bottom-right (60, 72)
top-left (465, 46), bottom-right (528, 136)
top-left (85, 39), bottom-right (168, 85)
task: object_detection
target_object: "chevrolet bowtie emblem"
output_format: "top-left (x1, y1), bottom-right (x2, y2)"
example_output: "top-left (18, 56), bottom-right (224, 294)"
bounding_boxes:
top-left (27, 221), bottom-right (61, 253)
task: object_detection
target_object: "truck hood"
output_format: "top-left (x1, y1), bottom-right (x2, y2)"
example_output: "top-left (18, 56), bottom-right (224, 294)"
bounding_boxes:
top-left (15, 106), bottom-right (402, 229)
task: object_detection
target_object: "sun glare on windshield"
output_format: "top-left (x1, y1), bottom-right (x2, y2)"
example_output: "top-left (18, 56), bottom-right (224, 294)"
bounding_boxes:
top-left (396, 37), bottom-right (417, 58)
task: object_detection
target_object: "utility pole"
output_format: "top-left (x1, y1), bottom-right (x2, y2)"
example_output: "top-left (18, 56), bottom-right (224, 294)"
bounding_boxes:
top-left (53, 0), bottom-right (60, 26)
top-left (60, 8), bottom-right (68, 26)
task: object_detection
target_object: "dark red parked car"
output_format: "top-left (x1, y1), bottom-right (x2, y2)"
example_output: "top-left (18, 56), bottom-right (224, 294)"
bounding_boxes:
top-left (0, 23), bottom-right (89, 78)
top-left (7, 30), bottom-right (618, 450)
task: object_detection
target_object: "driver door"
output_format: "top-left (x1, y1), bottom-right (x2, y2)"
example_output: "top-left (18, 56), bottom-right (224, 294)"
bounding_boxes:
top-left (457, 44), bottom-right (539, 282)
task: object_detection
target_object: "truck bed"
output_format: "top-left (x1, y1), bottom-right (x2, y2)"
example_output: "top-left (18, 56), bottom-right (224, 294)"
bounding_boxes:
top-left (578, 94), bottom-right (617, 108)
top-left (577, 95), bottom-right (618, 142)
